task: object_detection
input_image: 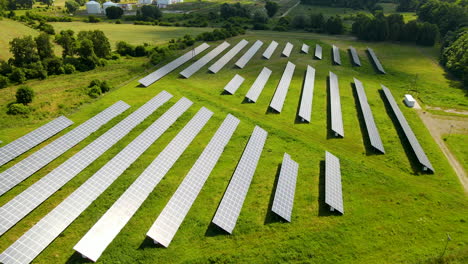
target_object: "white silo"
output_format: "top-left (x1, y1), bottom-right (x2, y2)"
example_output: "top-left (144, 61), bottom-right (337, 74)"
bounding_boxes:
top-left (86, 1), bottom-right (102, 14)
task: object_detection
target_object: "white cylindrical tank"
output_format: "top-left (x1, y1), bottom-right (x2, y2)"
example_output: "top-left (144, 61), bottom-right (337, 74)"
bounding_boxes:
top-left (86, 1), bottom-right (102, 14)
top-left (103, 1), bottom-right (118, 12)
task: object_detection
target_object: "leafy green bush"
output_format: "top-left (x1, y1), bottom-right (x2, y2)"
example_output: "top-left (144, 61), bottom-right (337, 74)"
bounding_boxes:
top-left (100, 81), bottom-right (110, 93)
top-left (7, 103), bottom-right (31, 115)
top-left (64, 63), bottom-right (75, 74)
top-left (9, 68), bottom-right (26, 83)
top-left (0, 76), bottom-right (8, 88)
top-left (16, 86), bottom-right (35, 105)
top-left (88, 85), bottom-right (101, 98)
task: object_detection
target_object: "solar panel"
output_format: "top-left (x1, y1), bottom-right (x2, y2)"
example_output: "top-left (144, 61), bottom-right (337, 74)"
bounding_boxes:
top-left (381, 85), bottom-right (433, 173)
top-left (180, 41), bottom-right (230, 78)
top-left (209, 39), bottom-right (249, 73)
top-left (74, 107), bottom-right (213, 262)
top-left (298, 65), bottom-right (316, 123)
top-left (329, 71), bottom-right (344, 137)
top-left (245, 67), bottom-right (272, 103)
top-left (211, 126), bottom-right (267, 234)
top-left (0, 116), bottom-right (73, 167)
top-left (147, 114), bottom-right (240, 247)
top-left (270, 61), bottom-right (295, 113)
top-left (223, 74), bottom-right (245, 95)
top-left (332, 45), bottom-right (341, 65)
top-left (0, 98), bottom-right (192, 264)
top-left (301, 43), bottom-right (309, 54)
top-left (235, 40), bottom-right (263, 69)
top-left (367, 47), bottom-right (386, 74)
top-left (271, 153), bottom-right (299, 222)
top-left (139, 43), bottom-right (210, 86)
top-left (282, 42), bottom-right (293, 57)
top-left (0, 101), bottom-right (129, 196)
top-left (0, 91), bottom-right (173, 236)
top-left (325, 151), bottom-right (344, 214)
top-left (262, 41), bottom-right (278, 59)
top-left (353, 78), bottom-right (385, 153)
top-left (314, 44), bottom-right (322, 59)
top-left (349, 46), bottom-right (361, 66)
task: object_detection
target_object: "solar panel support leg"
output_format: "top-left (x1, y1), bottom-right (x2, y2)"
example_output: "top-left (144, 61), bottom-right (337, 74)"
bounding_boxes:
top-left (330, 207), bottom-right (335, 212)
top-left (335, 132), bottom-right (339, 137)
top-left (423, 166), bottom-right (427, 171)
top-left (301, 118), bottom-right (304, 122)
top-left (153, 240), bottom-right (159, 245)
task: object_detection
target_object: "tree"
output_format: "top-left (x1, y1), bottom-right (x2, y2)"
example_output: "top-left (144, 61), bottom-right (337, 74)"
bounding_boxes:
top-left (441, 31), bottom-right (468, 85)
top-left (324, 15), bottom-right (344, 34)
top-left (55, 30), bottom-right (77, 58)
top-left (0, 76), bottom-right (8, 89)
top-left (35, 33), bottom-right (54, 60)
top-left (265, 1), bottom-right (279, 17)
top-left (43, 57), bottom-right (64, 75)
top-left (140, 5), bottom-right (162, 20)
top-left (9, 36), bottom-right (39, 67)
top-left (292, 15), bottom-right (309, 29)
top-left (220, 3), bottom-right (249, 19)
top-left (417, 22), bottom-right (439, 46)
top-left (77, 30), bottom-right (111, 58)
top-left (16, 86), bottom-right (34, 105)
top-left (116, 41), bottom-right (135, 56)
top-left (397, 0), bottom-right (419, 12)
top-left (9, 68), bottom-right (26, 83)
top-left (43, 0), bottom-right (54, 7)
top-left (77, 39), bottom-right (100, 70)
top-left (65, 0), bottom-right (80, 14)
top-left (386, 14), bottom-right (404, 41)
top-left (253, 10), bottom-right (268, 24)
top-left (106, 6), bottom-right (123, 19)
top-left (310, 13), bottom-right (325, 29)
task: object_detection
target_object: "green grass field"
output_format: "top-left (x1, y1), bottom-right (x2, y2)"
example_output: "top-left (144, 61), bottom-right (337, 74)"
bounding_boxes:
top-left (0, 19), bottom-right (40, 60)
top-left (0, 31), bottom-right (467, 264)
top-left (444, 134), bottom-right (468, 173)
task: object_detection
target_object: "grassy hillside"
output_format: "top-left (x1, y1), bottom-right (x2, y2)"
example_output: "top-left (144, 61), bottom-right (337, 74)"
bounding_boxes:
top-left (0, 19), bottom-right (40, 60)
top-left (0, 31), bottom-right (467, 264)
top-left (445, 134), bottom-right (468, 172)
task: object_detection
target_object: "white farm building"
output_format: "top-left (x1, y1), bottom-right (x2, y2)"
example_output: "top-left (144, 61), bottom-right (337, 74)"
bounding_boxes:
top-left (85, 1), bottom-right (102, 14)
top-left (156, 0), bottom-right (183, 8)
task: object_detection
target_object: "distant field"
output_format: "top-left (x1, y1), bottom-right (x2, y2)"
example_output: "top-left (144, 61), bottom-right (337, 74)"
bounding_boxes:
top-left (0, 19), bottom-right (39, 60)
top-left (445, 134), bottom-right (468, 172)
top-left (50, 22), bottom-right (213, 47)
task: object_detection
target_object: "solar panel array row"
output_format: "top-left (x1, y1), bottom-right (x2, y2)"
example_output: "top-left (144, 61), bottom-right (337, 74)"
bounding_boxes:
top-left (349, 46), bottom-right (361, 66)
top-left (235, 40), bottom-right (263, 68)
top-left (367, 48), bottom-right (386, 74)
top-left (223, 74), bottom-right (245, 95)
top-left (209, 39), bottom-right (248, 73)
top-left (180, 41), bottom-right (230, 78)
top-left (147, 114), bottom-right (240, 247)
top-left (245, 67), bottom-right (272, 103)
top-left (332, 45), bottom-right (341, 65)
top-left (0, 116), bottom-right (73, 167)
top-left (270, 62), bottom-right (296, 113)
top-left (282, 42), bottom-right (293, 57)
top-left (329, 71), bottom-right (344, 137)
top-left (0, 101), bottom-right (129, 196)
top-left (0, 91), bottom-right (172, 236)
top-left (315, 44), bottom-right (322, 60)
top-left (325, 151), bottom-right (344, 214)
top-left (301, 44), bottom-right (309, 54)
top-left (0, 97), bottom-right (192, 264)
top-left (353, 78), bottom-right (385, 153)
top-left (382, 85), bottom-right (433, 172)
top-left (139, 43), bottom-right (210, 86)
top-left (212, 126), bottom-right (267, 234)
top-left (298, 65), bottom-right (316, 123)
top-left (262, 41), bottom-right (278, 59)
top-left (74, 106), bottom-right (212, 262)
top-left (271, 153), bottom-right (299, 222)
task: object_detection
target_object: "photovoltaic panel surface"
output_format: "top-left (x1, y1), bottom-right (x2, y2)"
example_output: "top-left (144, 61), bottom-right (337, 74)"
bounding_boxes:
top-left (353, 78), bottom-right (384, 153)
top-left (367, 47), bottom-right (386, 74)
top-left (270, 62), bottom-right (295, 113)
top-left (209, 39), bottom-right (248, 73)
top-left (315, 44), bottom-right (322, 59)
top-left (0, 116), bottom-right (73, 167)
top-left (382, 85), bottom-right (433, 172)
top-left (262, 41), bottom-right (278, 59)
top-left (332, 45), bottom-right (341, 65)
top-left (223, 74), bottom-right (245, 95)
top-left (0, 98), bottom-right (192, 264)
top-left (180, 41), bottom-right (230, 78)
top-left (271, 153), bottom-right (299, 222)
top-left (329, 71), bottom-right (344, 137)
top-left (245, 67), bottom-right (272, 103)
top-left (147, 114), bottom-right (240, 247)
top-left (349, 46), bottom-right (361, 66)
top-left (325, 151), bottom-right (344, 214)
top-left (301, 44), bottom-right (309, 54)
top-left (211, 126), bottom-right (267, 234)
top-left (298, 65), bottom-right (315, 123)
top-left (0, 101), bottom-right (129, 196)
top-left (139, 43), bottom-right (210, 86)
top-left (235, 40), bottom-right (263, 68)
top-left (74, 107), bottom-right (213, 262)
top-left (0, 91), bottom-right (172, 236)
top-left (282, 42), bottom-right (293, 57)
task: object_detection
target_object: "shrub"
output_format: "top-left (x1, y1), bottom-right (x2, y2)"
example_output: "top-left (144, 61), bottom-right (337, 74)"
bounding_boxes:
top-left (115, 20), bottom-right (121, 24)
top-left (88, 85), bottom-right (101, 98)
top-left (89, 79), bottom-right (102, 88)
top-left (9, 68), bottom-right (26, 83)
top-left (100, 81), bottom-right (110, 93)
top-left (0, 76), bottom-right (8, 88)
top-left (106, 6), bottom-right (123, 19)
top-left (16, 86), bottom-right (35, 105)
top-left (7, 103), bottom-right (31, 115)
top-left (64, 64), bottom-right (75, 74)
top-left (88, 16), bottom-right (100, 23)
top-left (134, 45), bottom-right (146, 57)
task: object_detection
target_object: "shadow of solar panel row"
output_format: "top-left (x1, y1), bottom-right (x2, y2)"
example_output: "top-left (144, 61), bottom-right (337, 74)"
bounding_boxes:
top-left (0, 95), bottom-right (192, 264)
top-left (180, 41), bottom-right (231, 78)
top-left (212, 126), bottom-right (267, 234)
top-left (74, 106), bottom-right (212, 262)
top-left (0, 116), bottom-right (73, 167)
top-left (282, 42), bottom-right (293, 57)
top-left (262, 40), bottom-right (278, 59)
top-left (382, 85), bottom-right (433, 173)
top-left (0, 101), bottom-right (129, 197)
top-left (353, 78), bottom-right (385, 153)
top-left (245, 67), bottom-right (272, 103)
top-left (147, 114), bottom-right (240, 247)
top-left (0, 91), bottom-right (172, 237)
top-left (325, 151), bottom-right (344, 214)
top-left (332, 45), bottom-right (341, 65)
top-left (270, 61), bottom-right (296, 113)
top-left (139, 43), bottom-right (210, 86)
top-left (315, 44), bottom-right (322, 60)
top-left (301, 43), bottom-right (309, 54)
top-left (209, 39), bottom-right (249, 73)
top-left (329, 71), bottom-right (344, 137)
top-left (367, 47), bottom-right (386, 74)
top-left (298, 65), bottom-right (316, 123)
top-left (235, 40), bottom-right (263, 69)
top-left (271, 153), bottom-right (299, 222)
top-left (349, 46), bottom-right (361, 66)
top-left (223, 74), bottom-right (245, 95)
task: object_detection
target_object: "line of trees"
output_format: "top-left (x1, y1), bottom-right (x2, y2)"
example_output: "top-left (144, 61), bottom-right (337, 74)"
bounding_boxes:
top-left (300, 0), bottom-right (379, 9)
top-left (288, 13), bottom-right (344, 34)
